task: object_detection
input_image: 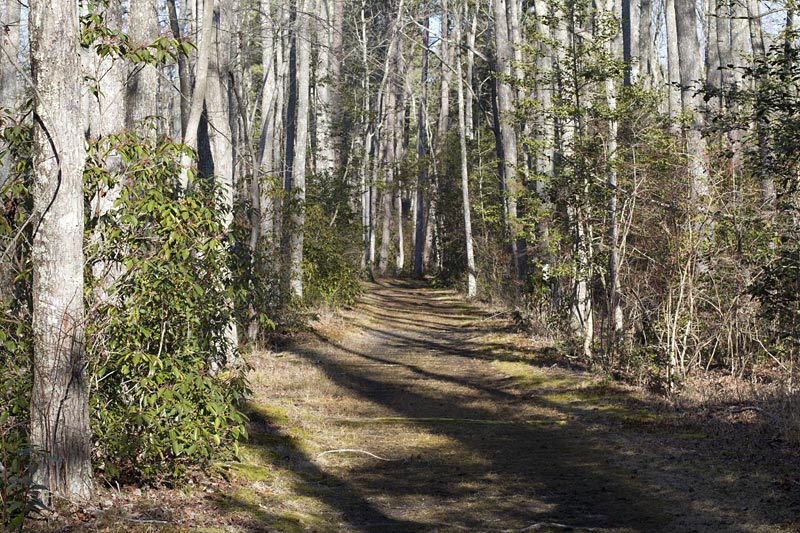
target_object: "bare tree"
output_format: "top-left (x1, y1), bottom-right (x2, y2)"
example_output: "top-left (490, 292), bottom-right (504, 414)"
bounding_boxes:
top-left (29, 0), bottom-right (92, 502)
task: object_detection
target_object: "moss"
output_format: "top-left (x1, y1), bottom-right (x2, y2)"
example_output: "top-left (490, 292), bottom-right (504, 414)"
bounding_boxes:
top-left (493, 360), bottom-right (583, 391)
top-left (242, 401), bottom-right (290, 425)
top-left (674, 432), bottom-right (709, 440)
top-left (220, 461), bottom-right (277, 482)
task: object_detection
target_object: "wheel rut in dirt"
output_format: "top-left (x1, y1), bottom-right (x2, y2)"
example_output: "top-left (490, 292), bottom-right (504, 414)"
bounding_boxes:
top-left (235, 279), bottom-right (799, 532)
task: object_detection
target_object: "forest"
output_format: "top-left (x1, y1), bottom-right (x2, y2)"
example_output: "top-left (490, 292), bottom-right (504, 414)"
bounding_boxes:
top-left (1, 0), bottom-right (800, 530)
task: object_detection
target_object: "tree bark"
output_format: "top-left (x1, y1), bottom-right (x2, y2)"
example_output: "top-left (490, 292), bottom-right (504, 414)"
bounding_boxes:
top-left (601, 0), bottom-right (624, 349)
top-left (455, 1), bottom-right (476, 298)
top-left (126, 0), bottom-right (160, 131)
top-left (315, 0), bottom-right (335, 177)
top-left (179, 0), bottom-right (215, 189)
top-left (492, 0), bottom-right (526, 283)
top-left (0, 0), bottom-right (20, 188)
top-left (675, 0), bottom-right (710, 201)
top-left (704, 0), bottom-right (722, 105)
top-left (286, 0), bottom-right (311, 298)
top-left (166, 0), bottom-right (192, 137)
top-left (413, 16), bottom-right (430, 278)
top-left (638, 0), bottom-right (655, 88)
top-left (465, 9), bottom-right (477, 140)
top-left (664, 0), bottom-right (681, 121)
top-left (29, 0), bottom-right (92, 502)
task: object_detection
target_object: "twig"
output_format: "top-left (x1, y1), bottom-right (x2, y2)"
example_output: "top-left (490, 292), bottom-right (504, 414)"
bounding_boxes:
top-left (316, 449), bottom-right (397, 462)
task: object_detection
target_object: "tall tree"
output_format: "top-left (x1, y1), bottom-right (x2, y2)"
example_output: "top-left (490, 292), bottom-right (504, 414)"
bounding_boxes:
top-left (638, 0), bottom-right (656, 87)
top-left (601, 0), bottom-right (624, 348)
top-left (675, 0), bottom-right (710, 202)
top-left (492, 0), bottom-right (526, 283)
top-left (664, 0), bottom-right (682, 120)
top-left (126, 0), bottom-right (160, 130)
top-left (29, 0), bottom-right (92, 501)
top-left (413, 14), bottom-right (430, 277)
top-left (166, 0), bottom-right (192, 136)
top-left (285, 0), bottom-right (311, 298)
top-left (179, 0), bottom-right (215, 189)
top-left (455, 0), bottom-right (476, 297)
top-left (0, 0), bottom-right (21, 188)
top-left (204, 0), bottom-right (239, 358)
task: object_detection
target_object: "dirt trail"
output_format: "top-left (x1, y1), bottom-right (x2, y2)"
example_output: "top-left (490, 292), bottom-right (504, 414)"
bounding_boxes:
top-left (219, 280), bottom-right (799, 532)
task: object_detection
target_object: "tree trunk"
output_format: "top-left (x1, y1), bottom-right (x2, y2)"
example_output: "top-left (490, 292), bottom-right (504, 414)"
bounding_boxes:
top-left (29, 0), bottom-right (92, 502)
top-left (330, 0), bottom-right (344, 170)
top-left (533, 0), bottom-right (554, 279)
top-left (0, 0), bottom-right (20, 188)
top-left (413, 17), bottom-right (430, 277)
top-left (205, 0), bottom-right (239, 358)
top-left (664, 0), bottom-right (681, 121)
top-left (378, 83), bottom-right (397, 275)
top-left (166, 0), bottom-right (192, 137)
top-left (601, 0), bottom-right (624, 350)
top-left (315, 0), bottom-right (335, 177)
top-left (716, 0), bottom-right (733, 90)
top-left (638, 0), bottom-right (655, 88)
top-left (556, 0), bottom-right (593, 357)
top-left (394, 52), bottom-right (407, 272)
top-left (492, 0), bottom-right (526, 283)
top-left (675, 0), bottom-right (710, 201)
top-left (705, 0), bottom-right (722, 107)
top-left (455, 1), bottom-right (476, 298)
top-left (748, 0), bottom-right (765, 57)
top-left (465, 9), bottom-right (477, 140)
top-left (126, 0), bottom-right (160, 131)
top-left (179, 0), bottom-right (215, 188)
top-left (84, 0), bottom-right (126, 301)
top-left (286, 0), bottom-right (311, 298)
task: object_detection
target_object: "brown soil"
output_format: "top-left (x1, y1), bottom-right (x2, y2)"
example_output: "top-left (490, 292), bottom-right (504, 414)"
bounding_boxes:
top-left (39, 279), bottom-right (800, 532)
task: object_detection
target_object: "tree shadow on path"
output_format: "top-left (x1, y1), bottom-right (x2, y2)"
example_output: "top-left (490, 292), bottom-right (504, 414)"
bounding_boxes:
top-left (237, 279), bottom-right (800, 532)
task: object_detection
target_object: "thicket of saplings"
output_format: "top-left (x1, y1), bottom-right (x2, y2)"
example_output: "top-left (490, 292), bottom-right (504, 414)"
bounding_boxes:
top-left (0, 128), bottom-right (362, 527)
top-left (425, 36), bottom-right (798, 410)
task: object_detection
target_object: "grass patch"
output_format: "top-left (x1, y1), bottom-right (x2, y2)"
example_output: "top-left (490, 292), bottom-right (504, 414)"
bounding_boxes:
top-left (242, 401), bottom-right (291, 426)
top-left (218, 462), bottom-right (277, 482)
top-left (491, 360), bottom-right (581, 390)
top-left (331, 416), bottom-right (567, 426)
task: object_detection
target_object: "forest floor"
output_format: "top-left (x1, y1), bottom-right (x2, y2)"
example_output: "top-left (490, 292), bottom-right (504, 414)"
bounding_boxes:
top-left (41, 279), bottom-right (800, 532)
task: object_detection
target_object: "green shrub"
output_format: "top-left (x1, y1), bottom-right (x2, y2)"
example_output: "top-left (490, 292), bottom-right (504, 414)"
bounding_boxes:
top-left (303, 204), bottom-right (363, 308)
top-left (85, 134), bottom-right (249, 483)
